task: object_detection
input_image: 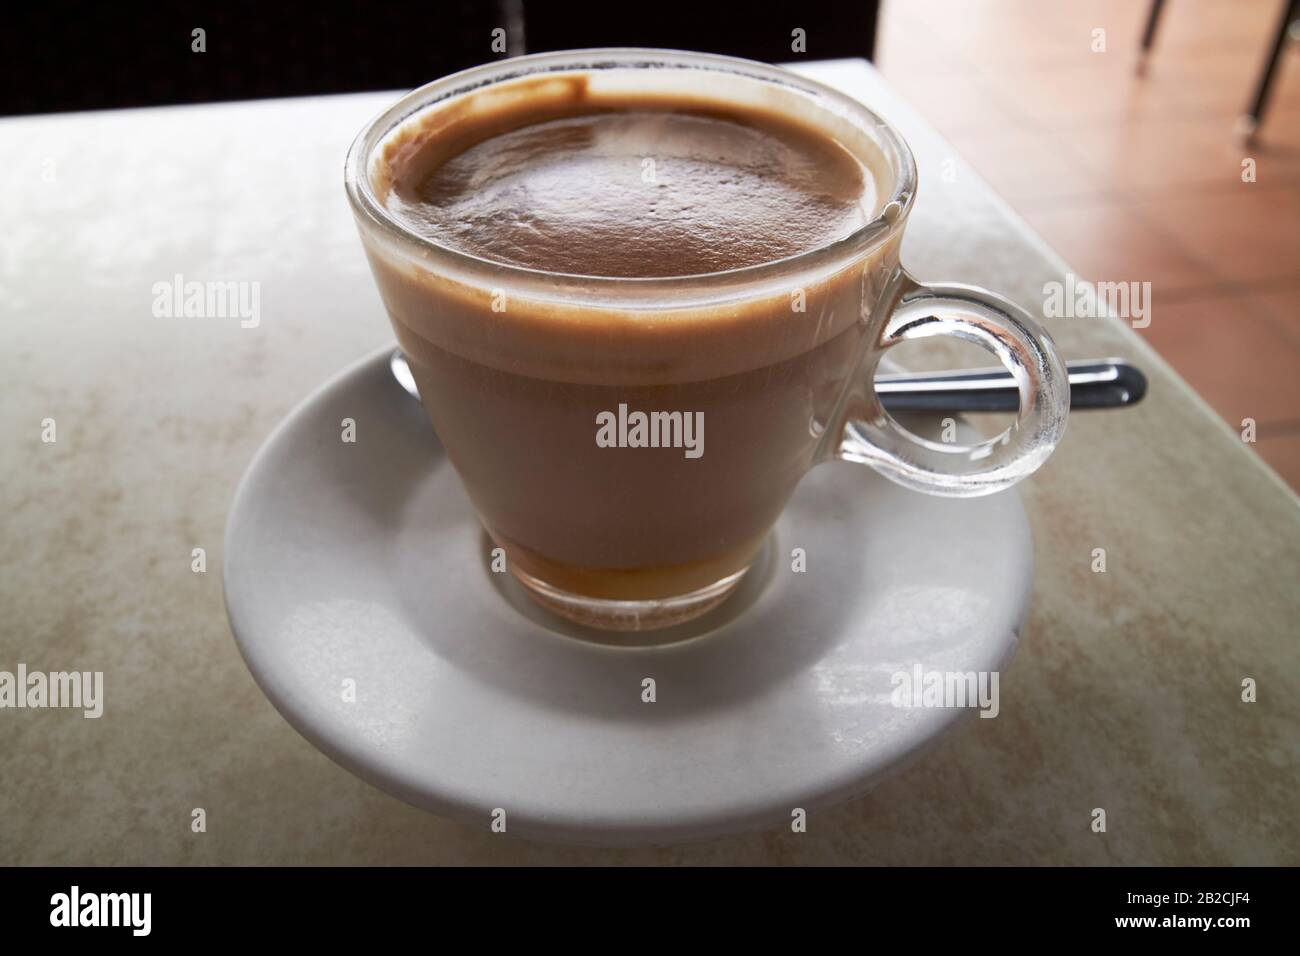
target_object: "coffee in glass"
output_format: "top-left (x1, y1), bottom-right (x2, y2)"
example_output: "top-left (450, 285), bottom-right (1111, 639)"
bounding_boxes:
top-left (345, 50), bottom-right (1068, 630)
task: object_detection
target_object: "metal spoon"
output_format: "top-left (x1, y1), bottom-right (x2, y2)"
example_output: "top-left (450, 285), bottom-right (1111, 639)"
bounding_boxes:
top-left (390, 350), bottom-right (1145, 412)
top-left (875, 357), bottom-right (1146, 411)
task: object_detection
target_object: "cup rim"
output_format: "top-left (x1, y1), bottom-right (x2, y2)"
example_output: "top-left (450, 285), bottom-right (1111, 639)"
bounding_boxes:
top-left (344, 48), bottom-right (917, 295)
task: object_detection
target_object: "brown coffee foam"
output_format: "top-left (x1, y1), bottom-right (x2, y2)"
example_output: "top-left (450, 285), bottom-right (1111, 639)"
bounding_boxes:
top-left (381, 77), bottom-right (876, 277)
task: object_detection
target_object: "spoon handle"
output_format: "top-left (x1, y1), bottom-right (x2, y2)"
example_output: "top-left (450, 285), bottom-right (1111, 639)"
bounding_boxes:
top-left (876, 358), bottom-right (1146, 412)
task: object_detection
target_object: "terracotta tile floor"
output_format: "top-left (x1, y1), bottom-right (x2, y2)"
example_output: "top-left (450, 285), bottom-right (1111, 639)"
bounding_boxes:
top-left (878, 0), bottom-right (1300, 490)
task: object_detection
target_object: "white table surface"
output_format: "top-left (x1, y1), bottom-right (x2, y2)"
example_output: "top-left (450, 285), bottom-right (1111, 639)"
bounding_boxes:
top-left (1, 59), bottom-right (1297, 864)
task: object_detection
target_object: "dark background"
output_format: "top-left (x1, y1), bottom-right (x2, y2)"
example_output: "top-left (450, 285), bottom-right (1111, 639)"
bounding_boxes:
top-left (1, 0), bottom-right (879, 116)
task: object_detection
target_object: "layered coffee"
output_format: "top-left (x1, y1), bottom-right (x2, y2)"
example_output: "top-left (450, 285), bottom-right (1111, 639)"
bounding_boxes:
top-left (361, 73), bottom-right (901, 624)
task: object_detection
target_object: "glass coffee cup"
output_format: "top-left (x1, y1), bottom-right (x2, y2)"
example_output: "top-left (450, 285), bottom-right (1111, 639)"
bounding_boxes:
top-left (345, 49), bottom-right (1069, 631)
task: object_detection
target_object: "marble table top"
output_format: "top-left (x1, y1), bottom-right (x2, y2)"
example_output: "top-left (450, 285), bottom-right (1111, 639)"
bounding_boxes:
top-left (1, 59), bottom-right (1296, 864)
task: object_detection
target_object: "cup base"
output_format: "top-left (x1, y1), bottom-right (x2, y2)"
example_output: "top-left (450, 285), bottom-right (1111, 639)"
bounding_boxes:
top-left (509, 564), bottom-right (752, 632)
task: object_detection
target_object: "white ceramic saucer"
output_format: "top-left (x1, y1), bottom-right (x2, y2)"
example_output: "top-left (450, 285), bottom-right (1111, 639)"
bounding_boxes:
top-left (224, 346), bottom-right (1033, 846)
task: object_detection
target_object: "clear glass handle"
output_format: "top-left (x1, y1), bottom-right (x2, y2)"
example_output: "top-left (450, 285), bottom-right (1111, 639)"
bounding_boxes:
top-left (839, 273), bottom-right (1070, 497)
